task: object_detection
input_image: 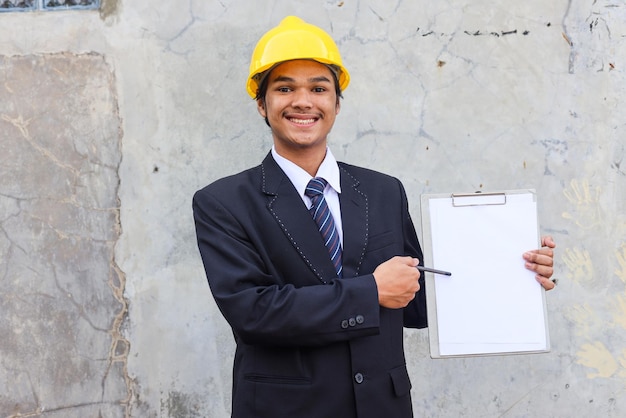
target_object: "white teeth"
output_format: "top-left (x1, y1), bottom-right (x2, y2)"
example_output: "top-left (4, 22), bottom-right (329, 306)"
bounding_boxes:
top-left (289, 118), bottom-right (315, 125)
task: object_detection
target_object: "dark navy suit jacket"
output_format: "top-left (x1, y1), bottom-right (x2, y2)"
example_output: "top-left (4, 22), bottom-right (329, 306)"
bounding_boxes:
top-left (193, 152), bottom-right (427, 418)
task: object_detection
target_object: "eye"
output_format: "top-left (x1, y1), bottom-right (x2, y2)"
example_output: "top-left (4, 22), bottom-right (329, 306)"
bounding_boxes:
top-left (313, 87), bottom-right (327, 93)
top-left (277, 86), bottom-right (292, 93)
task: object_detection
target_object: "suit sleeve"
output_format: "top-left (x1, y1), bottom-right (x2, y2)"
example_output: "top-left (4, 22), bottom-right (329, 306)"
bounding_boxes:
top-left (398, 181), bottom-right (428, 329)
top-left (193, 187), bottom-right (381, 347)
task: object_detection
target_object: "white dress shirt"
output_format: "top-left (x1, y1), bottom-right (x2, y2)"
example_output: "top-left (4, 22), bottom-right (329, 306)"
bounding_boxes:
top-left (271, 146), bottom-right (343, 246)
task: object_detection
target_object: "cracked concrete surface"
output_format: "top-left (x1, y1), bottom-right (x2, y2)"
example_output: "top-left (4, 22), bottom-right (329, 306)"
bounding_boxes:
top-left (0, 53), bottom-right (129, 417)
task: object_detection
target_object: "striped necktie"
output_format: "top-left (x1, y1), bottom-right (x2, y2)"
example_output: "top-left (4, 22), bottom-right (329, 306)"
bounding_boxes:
top-left (305, 177), bottom-right (343, 278)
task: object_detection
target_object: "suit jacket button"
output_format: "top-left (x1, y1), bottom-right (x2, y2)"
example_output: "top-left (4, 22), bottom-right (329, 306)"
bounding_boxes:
top-left (348, 317), bottom-right (356, 327)
top-left (356, 315), bottom-right (364, 324)
top-left (354, 373), bottom-right (364, 384)
top-left (341, 320), bottom-right (349, 329)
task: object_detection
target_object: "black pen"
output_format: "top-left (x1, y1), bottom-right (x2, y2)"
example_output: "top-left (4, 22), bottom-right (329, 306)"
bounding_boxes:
top-left (416, 266), bottom-right (452, 276)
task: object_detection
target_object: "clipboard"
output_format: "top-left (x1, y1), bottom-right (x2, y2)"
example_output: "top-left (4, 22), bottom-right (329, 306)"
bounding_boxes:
top-left (420, 189), bottom-right (550, 358)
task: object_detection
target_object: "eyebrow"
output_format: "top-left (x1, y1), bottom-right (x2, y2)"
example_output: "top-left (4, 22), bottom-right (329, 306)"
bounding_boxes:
top-left (271, 75), bottom-right (333, 84)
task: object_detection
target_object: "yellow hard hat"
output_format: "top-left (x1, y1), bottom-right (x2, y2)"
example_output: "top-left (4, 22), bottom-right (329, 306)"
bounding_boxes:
top-left (247, 16), bottom-right (350, 98)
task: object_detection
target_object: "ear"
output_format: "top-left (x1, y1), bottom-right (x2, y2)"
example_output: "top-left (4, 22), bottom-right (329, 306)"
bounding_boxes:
top-left (256, 99), bottom-right (267, 118)
top-left (335, 98), bottom-right (341, 115)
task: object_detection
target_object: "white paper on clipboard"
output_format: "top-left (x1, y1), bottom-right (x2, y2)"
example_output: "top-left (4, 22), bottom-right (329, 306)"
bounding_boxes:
top-left (420, 190), bottom-right (550, 358)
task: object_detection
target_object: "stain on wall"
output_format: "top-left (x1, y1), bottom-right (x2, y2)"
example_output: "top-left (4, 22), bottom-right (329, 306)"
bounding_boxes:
top-left (0, 53), bottom-right (129, 416)
top-left (161, 391), bottom-right (203, 418)
top-left (561, 174), bottom-right (625, 383)
top-left (100, 0), bottom-right (120, 20)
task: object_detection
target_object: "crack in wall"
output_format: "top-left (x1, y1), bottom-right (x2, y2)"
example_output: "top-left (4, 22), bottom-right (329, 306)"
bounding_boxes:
top-left (562, 0), bottom-right (576, 73)
top-left (99, 55), bottom-right (134, 417)
top-left (0, 52), bottom-right (133, 417)
top-left (103, 262), bottom-right (133, 415)
top-left (0, 113), bottom-right (80, 178)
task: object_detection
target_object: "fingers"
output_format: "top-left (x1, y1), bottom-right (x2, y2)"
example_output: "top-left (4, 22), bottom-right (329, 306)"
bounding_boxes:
top-left (525, 235), bottom-right (557, 291)
top-left (525, 253), bottom-right (556, 291)
top-left (523, 249), bottom-right (554, 269)
top-left (373, 256), bottom-right (421, 309)
top-left (525, 236), bottom-right (556, 264)
top-left (536, 275), bottom-right (556, 291)
top-left (524, 252), bottom-right (554, 278)
top-left (541, 235), bottom-right (556, 249)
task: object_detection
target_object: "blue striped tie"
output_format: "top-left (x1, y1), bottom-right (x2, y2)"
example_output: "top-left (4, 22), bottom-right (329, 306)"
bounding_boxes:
top-left (305, 177), bottom-right (343, 278)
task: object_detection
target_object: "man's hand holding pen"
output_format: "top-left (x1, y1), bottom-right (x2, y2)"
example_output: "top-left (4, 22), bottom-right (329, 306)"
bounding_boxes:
top-left (373, 256), bottom-right (421, 309)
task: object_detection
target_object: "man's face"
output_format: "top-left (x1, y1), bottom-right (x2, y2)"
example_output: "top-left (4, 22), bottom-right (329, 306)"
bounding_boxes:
top-left (257, 60), bottom-right (340, 157)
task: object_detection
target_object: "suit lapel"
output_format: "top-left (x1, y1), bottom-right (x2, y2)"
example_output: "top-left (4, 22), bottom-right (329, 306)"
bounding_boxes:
top-left (338, 164), bottom-right (368, 278)
top-left (261, 153), bottom-right (338, 283)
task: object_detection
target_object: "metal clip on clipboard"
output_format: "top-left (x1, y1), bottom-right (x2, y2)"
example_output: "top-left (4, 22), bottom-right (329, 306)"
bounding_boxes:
top-left (451, 192), bottom-right (507, 207)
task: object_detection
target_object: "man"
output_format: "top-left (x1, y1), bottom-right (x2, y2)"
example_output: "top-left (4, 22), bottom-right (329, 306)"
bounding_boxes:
top-left (193, 16), bottom-right (556, 418)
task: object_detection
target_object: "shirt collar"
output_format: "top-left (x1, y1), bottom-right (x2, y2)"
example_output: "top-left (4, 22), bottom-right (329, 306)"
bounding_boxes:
top-left (271, 146), bottom-right (342, 198)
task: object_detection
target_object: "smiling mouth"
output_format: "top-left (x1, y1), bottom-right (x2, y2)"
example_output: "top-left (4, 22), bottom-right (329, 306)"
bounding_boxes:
top-left (289, 118), bottom-right (316, 125)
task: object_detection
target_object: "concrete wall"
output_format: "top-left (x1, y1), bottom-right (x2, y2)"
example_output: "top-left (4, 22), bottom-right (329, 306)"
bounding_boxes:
top-left (0, 0), bottom-right (624, 417)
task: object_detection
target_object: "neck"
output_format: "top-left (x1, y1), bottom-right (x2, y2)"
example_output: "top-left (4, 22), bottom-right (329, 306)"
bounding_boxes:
top-left (274, 145), bottom-right (327, 177)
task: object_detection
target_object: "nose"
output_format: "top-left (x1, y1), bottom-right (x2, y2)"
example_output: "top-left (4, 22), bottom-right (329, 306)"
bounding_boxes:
top-left (291, 88), bottom-right (313, 109)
